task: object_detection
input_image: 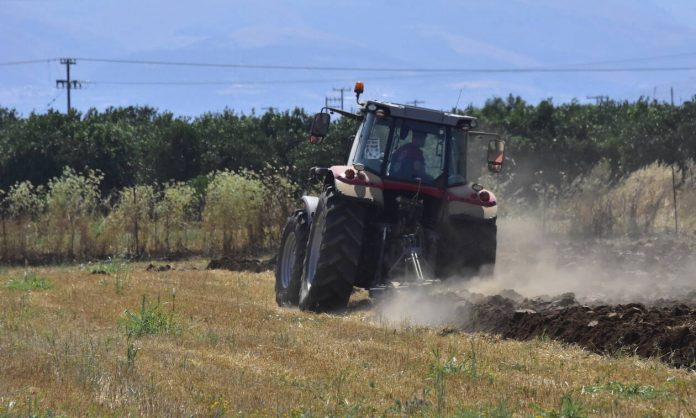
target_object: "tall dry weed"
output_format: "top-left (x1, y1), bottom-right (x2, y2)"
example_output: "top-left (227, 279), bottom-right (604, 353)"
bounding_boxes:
top-left (4, 181), bottom-right (45, 259)
top-left (155, 182), bottom-right (197, 254)
top-left (202, 170), bottom-right (265, 255)
top-left (562, 161), bottom-right (679, 236)
top-left (109, 185), bottom-right (156, 257)
top-left (45, 167), bottom-right (102, 257)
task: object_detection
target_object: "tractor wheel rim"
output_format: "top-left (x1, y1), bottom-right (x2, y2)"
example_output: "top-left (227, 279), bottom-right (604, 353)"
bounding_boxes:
top-left (305, 218), bottom-right (323, 290)
top-left (280, 232), bottom-right (297, 289)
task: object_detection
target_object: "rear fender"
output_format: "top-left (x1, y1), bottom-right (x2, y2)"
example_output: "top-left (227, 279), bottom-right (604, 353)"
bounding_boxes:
top-left (329, 165), bottom-right (384, 206)
top-left (446, 183), bottom-right (498, 220)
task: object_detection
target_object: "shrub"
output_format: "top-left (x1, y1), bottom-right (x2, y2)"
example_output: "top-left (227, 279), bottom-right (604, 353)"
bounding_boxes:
top-left (155, 182), bottom-right (196, 253)
top-left (109, 185), bottom-right (156, 257)
top-left (202, 170), bottom-right (265, 254)
top-left (45, 167), bottom-right (102, 257)
top-left (5, 180), bottom-right (46, 258)
top-left (261, 167), bottom-right (299, 247)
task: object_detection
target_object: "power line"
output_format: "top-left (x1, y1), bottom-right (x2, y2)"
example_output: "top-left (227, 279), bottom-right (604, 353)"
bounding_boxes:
top-left (556, 51), bottom-right (696, 68)
top-left (86, 79), bottom-right (355, 85)
top-left (82, 72), bottom-right (464, 86)
top-left (4, 56), bottom-right (696, 74)
top-left (0, 58), bottom-right (55, 66)
top-left (72, 57), bottom-right (696, 74)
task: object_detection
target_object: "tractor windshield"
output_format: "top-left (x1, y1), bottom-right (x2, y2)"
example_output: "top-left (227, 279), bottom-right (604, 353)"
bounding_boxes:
top-left (385, 119), bottom-right (446, 185)
top-left (349, 111), bottom-right (483, 186)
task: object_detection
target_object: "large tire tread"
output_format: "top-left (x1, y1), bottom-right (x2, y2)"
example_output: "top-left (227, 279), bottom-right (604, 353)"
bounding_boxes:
top-left (275, 210), bottom-right (308, 306)
top-left (300, 188), bottom-right (365, 312)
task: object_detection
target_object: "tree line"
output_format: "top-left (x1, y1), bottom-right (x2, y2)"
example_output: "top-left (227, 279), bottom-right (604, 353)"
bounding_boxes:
top-left (1, 96), bottom-right (694, 198)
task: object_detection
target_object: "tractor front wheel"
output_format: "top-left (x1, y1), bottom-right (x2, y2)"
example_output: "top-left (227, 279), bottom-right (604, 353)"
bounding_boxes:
top-left (275, 210), bottom-right (309, 306)
top-left (299, 187), bottom-right (365, 312)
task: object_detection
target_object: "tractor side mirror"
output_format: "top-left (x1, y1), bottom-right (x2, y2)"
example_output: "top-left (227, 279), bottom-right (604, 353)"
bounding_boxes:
top-left (487, 139), bottom-right (505, 173)
top-left (309, 112), bottom-right (330, 143)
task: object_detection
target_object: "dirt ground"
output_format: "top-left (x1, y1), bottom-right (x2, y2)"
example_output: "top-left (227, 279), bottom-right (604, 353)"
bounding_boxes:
top-left (206, 219), bottom-right (696, 369)
top-left (375, 220), bottom-right (696, 369)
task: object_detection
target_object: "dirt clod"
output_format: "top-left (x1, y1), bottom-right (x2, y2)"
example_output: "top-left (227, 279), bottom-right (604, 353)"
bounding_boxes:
top-left (146, 263), bottom-right (172, 272)
top-left (206, 256), bottom-right (276, 272)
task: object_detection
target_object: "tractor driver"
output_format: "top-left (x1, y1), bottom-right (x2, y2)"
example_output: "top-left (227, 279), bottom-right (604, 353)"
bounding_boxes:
top-left (391, 130), bottom-right (429, 181)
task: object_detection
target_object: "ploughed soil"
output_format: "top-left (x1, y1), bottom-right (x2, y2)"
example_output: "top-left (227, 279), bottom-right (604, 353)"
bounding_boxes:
top-left (450, 292), bottom-right (696, 369)
top-left (443, 233), bottom-right (696, 369)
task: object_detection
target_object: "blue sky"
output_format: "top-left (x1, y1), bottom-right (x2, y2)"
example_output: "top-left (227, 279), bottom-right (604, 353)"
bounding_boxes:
top-left (2, 0), bottom-right (696, 115)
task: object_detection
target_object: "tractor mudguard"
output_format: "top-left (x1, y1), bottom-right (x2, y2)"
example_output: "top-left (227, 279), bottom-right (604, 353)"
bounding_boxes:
top-left (301, 196), bottom-right (319, 225)
top-left (328, 165), bottom-right (384, 206)
top-left (446, 183), bottom-right (498, 220)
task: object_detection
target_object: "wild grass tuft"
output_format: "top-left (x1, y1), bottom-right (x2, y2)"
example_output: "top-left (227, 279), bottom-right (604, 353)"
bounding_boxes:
top-left (581, 381), bottom-right (671, 400)
top-left (428, 346), bottom-right (473, 414)
top-left (535, 394), bottom-right (586, 418)
top-left (455, 400), bottom-right (513, 418)
top-left (119, 294), bottom-right (180, 338)
top-left (5, 271), bottom-right (52, 291)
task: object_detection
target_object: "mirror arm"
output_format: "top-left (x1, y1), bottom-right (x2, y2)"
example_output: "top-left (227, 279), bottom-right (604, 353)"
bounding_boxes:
top-left (324, 106), bottom-right (363, 121)
top-left (468, 131), bottom-right (501, 140)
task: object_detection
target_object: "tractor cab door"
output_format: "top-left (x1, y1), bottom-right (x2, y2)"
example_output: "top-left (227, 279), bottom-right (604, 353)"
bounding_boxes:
top-left (448, 130), bottom-right (504, 186)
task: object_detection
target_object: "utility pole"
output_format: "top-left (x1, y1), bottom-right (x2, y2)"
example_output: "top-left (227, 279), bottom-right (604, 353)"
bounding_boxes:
top-left (406, 100), bottom-right (425, 107)
top-left (332, 87), bottom-right (351, 110)
top-left (325, 96), bottom-right (341, 109)
top-left (671, 87), bottom-right (674, 106)
top-left (56, 58), bottom-right (82, 113)
top-left (586, 96), bottom-right (608, 105)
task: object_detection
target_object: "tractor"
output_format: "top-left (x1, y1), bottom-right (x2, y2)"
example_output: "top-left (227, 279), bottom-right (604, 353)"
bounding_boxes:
top-left (276, 82), bottom-right (505, 312)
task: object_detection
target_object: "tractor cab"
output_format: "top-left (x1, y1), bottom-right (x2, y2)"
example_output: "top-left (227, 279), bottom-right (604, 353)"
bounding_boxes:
top-left (346, 100), bottom-right (503, 190)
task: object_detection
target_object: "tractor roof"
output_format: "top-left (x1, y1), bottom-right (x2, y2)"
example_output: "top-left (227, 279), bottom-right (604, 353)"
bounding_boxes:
top-left (365, 100), bottom-right (478, 128)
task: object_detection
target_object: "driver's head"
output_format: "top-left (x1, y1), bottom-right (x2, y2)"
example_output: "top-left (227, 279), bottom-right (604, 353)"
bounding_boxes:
top-left (412, 130), bottom-right (426, 147)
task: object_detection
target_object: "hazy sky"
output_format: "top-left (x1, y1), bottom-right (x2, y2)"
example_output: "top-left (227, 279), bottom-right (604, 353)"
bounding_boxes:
top-left (2, 0), bottom-right (696, 115)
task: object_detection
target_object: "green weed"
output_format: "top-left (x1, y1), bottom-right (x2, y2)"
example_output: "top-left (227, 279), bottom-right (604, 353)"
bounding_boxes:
top-left (428, 346), bottom-right (472, 414)
top-left (581, 381), bottom-right (671, 400)
top-left (85, 258), bottom-right (129, 275)
top-left (119, 294), bottom-right (180, 338)
top-left (5, 271), bottom-right (52, 291)
top-left (454, 400), bottom-right (513, 418)
top-left (535, 394), bottom-right (585, 418)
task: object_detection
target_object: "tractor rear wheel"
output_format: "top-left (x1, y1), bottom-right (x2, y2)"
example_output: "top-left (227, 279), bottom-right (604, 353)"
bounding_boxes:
top-left (299, 187), bottom-right (365, 312)
top-left (275, 210), bottom-right (309, 306)
top-left (437, 220), bottom-right (497, 279)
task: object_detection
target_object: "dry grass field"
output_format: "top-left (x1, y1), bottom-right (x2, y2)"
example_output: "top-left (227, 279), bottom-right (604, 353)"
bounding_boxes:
top-left (1, 261), bottom-right (695, 417)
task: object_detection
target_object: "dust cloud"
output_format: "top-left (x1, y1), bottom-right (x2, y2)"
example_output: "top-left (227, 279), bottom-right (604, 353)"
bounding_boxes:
top-left (374, 218), bottom-right (696, 327)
